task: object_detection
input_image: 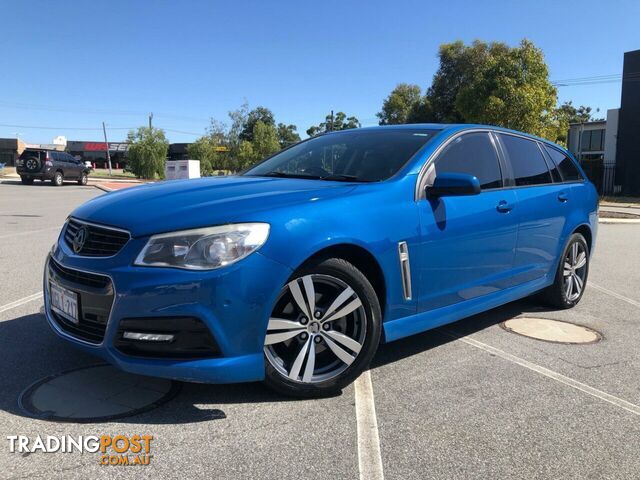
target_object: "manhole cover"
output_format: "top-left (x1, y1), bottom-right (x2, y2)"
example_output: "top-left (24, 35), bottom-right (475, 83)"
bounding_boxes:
top-left (501, 317), bottom-right (602, 344)
top-left (19, 364), bottom-right (181, 423)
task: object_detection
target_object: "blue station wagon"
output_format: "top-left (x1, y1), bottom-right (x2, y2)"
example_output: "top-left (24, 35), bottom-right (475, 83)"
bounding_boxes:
top-left (44, 124), bottom-right (598, 397)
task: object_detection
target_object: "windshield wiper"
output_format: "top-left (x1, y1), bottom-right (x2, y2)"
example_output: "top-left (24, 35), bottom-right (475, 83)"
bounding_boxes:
top-left (249, 171), bottom-right (321, 180)
top-left (248, 171), bottom-right (368, 182)
top-left (319, 174), bottom-right (362, 182)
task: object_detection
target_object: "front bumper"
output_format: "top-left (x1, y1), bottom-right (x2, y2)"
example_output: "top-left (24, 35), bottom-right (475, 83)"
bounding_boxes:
top-left (44, 232), bottom-right (292, 384)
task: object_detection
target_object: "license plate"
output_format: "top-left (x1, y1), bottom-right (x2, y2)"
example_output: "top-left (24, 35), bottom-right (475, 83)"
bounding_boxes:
top-left (50, 282), bottom-right (79, 324)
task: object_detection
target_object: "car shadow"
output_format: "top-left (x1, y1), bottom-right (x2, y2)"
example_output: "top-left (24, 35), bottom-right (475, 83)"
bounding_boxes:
top-left (0, 297), bottom-right (556, 425)
top-left (0, 180), bottom-right (87, 187)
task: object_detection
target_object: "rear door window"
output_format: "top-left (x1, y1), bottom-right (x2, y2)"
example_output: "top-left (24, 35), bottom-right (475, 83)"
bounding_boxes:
top-left (543, 145), bottom-right (583, 182)
top-left (498, 134), bottom-right (552, 186)
top-left (434, 132), bottom-right (503, 189)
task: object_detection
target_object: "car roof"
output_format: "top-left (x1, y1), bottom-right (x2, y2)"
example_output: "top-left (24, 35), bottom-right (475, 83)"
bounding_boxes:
top-left (23, 147), bottom-right (58, 152)
top-left (330, 123), bottom-right (566, 152)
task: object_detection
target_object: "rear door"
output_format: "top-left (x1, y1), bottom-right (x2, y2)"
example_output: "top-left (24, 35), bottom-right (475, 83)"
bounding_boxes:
top-left (416, 131), bottom-right (519, 312)
top-left (495, 133), bottom-right (569, 285)
top-left (61, 153), bottom-right (80, 178)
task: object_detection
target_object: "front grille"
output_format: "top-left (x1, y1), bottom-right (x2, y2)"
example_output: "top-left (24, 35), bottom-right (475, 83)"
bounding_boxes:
top-left (48, 257), bottom-right (110, 288)
top-left (64, 218), bottom-right (130, 257)
top-left (47, 257), bottom-right (114, 344)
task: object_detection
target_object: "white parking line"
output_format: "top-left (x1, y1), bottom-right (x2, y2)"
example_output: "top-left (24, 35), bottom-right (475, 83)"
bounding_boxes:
top-left (0, 226), bottom-right (60, 240)
top-left (354, 370), bottom-right (385, 480)
top-left (0, 293), bottom-right (43, 314)
top-left (451, 333), bottom-right (640, 416)
top-left (590, 282), bottom-right (640, 309)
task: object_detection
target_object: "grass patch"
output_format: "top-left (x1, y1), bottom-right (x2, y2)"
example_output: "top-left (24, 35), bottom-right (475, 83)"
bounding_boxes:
top-left (91, 169), bottom-right (136, 179)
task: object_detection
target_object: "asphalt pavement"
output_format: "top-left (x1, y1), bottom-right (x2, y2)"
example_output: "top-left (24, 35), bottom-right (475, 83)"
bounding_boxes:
top-left (0, 180), bottom-right (639, 479)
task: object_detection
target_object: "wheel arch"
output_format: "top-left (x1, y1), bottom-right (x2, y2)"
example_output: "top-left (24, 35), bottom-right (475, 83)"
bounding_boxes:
top-left (295, 243), bottom-right (387, 315)
top-left (573, 224), bottom-right (593, 254)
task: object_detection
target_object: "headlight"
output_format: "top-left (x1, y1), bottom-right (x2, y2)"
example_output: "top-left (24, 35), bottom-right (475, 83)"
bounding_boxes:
top-left (134, 223), bottom-right (270, 270)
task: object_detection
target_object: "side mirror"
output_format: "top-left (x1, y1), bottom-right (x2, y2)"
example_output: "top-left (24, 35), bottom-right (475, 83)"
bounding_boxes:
top-left (425, 172), bottom-right (481, 197)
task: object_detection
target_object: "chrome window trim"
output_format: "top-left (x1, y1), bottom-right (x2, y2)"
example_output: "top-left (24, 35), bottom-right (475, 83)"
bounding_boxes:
top-left (44, 255), bottom-right (117, 347)
top-left (414, 128), bottom-right (586, 200)
top-left (64, 217), bottom-right (131, 259)
top-left (414, 128), bottom-right (497, 201)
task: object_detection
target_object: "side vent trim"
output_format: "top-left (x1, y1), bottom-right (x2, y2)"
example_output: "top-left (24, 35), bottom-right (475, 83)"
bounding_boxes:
top-left (398, 241), bottom-right (412, 301)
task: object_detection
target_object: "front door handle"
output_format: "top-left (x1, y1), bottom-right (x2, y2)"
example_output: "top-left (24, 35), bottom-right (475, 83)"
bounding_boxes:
top-left (558, 191), bottom-right (569, 203)
top-left (496, 200), bottom-right (514, 213)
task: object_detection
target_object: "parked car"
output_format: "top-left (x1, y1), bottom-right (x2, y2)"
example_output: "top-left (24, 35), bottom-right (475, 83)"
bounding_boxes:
top-left (44, 125), bottom-right (598, 397)
top-left (16, 149), bottom-right (90, 186)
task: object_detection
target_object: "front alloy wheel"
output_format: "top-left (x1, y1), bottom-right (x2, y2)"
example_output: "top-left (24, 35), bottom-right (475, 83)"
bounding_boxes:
top-left (52, 171), bottom-right (63, 186)
top-left (264, 258), bottom-right (381, 397)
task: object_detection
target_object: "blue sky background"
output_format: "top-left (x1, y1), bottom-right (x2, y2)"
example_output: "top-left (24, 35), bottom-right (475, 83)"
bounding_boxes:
top-left (1, 0), bottom-right (638, 143)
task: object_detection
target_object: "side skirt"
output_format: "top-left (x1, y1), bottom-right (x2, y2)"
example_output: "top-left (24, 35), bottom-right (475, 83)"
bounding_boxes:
top-left (382, 276), bottom-right (552, 343)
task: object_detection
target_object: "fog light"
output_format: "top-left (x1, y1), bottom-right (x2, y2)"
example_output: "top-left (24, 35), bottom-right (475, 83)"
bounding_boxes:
top-left (122, 332), bottom-right (174, 342)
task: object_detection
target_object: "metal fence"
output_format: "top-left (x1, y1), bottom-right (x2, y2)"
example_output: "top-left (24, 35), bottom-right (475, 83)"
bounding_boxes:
top-left (580, 162), bottom-right (619, 196)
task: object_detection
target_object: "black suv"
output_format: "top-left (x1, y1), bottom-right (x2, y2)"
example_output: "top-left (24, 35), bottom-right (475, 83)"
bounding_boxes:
top-left (17, 149), bottom-right (90, 186)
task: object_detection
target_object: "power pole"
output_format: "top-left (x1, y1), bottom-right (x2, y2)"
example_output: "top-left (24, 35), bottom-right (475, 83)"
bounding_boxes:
top-left (102, 122), bottom-right (112, 176)
top-left (329, 110), bottom-right (334, 132)
top-left (149, 113), bottom-right (153, 129)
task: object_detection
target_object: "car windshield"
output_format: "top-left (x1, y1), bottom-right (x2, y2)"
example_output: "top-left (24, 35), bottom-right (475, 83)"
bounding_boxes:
top-left (244, 129), bottom-right (437, 182)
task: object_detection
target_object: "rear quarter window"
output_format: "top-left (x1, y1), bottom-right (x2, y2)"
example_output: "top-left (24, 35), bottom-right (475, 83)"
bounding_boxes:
top-left (543, 145), bottom-right (583, 182)
top-left (19, 150), bottom-right (41, 160)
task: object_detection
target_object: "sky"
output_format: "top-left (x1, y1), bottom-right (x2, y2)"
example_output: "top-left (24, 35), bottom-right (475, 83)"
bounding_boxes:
top-left (1, 0), bottom-right (638, 144)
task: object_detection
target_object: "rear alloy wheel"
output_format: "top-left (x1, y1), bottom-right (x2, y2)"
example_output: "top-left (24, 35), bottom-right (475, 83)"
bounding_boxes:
top-left (78, 172), bottom-right (88, 185)
top-left (264, 258), bottom-right (381, 397)
top-left (52, 171), bottom-right (63, 186)
top-left (542, 233), bottom-right (589, 309)
top-left (20, 176), bottom-right (34, 185)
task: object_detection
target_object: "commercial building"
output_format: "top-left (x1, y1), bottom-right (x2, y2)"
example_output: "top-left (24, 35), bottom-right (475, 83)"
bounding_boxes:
top-left (616, 49), bottom-right (640, 195)
top-left (566, 49), bottom-right (640, 195)
top-left (66, 141), bottom-right (131, 168)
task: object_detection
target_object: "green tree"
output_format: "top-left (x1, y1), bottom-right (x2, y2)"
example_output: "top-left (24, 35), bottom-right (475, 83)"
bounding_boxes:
top-left (277, 123), bottom-right (301, 148)
top-left (306, 112), bottom-right (360, 137)
top-left (240, 106), bottom-right (276, 142)
top-left (188, 119), bottom-right (231, 175)
top-left (377, 83), bottom-right (432, 125)
top-left (236, 121), bottom-right (280, 170)
top-left (380, 39), bottom-right (563, 140)
top-left (187, 137), bottom-right (218, 176)
top-left (126, 126), bottom-right (169, 179)
top-left (453, 40), bottom-right (559, 139)
top-left (426, 40), bottom-right (490, 123)
top-left (555, 101), bottom-right (598, 124)
top-left (552, 101), bottom-right (602, 146)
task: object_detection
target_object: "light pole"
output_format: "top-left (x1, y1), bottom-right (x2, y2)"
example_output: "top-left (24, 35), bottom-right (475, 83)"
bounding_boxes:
top-left (102, 122), bottom-right (113, 176)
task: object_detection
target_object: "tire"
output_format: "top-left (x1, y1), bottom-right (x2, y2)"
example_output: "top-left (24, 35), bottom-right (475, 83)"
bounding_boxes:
top-left (78, 172), bottom-right (88, 185)
top-left (541, 233), bottom-right (589, 309)
top-left (52, 171), bottom-right (64, 186)
top-left (20, 176), bottom-right (34, 185)
top-left (263, 257), bottom-right (382, 398)
top-left (24, 157), bottom-right (40, 172)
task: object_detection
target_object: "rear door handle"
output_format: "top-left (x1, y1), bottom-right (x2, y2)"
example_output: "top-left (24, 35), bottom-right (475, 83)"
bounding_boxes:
top-left (496, 200), bottom-right (514, 213)
top-left (558, 192), bottom-right (569, 203)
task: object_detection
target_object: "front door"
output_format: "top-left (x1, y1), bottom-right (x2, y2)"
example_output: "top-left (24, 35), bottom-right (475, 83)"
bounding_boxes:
top-left (416, 132), bottom-right (519, 312)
